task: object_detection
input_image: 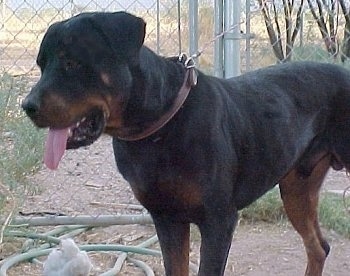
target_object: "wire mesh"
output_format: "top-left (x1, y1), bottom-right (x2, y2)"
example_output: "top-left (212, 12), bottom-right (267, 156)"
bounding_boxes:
top-left (1, 1), bottom-right (350, 274)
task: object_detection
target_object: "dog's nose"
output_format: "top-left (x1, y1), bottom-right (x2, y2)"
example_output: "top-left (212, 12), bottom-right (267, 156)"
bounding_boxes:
top-left (22, 97), bottom-right (40, 116)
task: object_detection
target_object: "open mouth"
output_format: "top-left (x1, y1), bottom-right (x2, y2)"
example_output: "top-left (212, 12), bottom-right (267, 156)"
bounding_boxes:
top-left (67, 108), bottom-right (106, 149)
top-left (44, 108), bottom-right (106, 170)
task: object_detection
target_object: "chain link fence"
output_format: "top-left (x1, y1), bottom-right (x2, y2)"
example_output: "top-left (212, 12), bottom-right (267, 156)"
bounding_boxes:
top-left (2, 1), bottom-right (349, 75)
top-left (1, 0), bottom-right (350, 275)
top-left (1, 0), bottom-right (195, 77)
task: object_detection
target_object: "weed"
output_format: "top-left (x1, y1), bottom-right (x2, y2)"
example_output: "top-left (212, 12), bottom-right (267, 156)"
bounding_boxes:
top-left (240, 187), bottom-right (350, 237)
top-left (240, 188), bottom-right (287, 224)
top-left (319, 193), bottom-right (350, 238)
top-left (0, 73), bottom-right (44, 194)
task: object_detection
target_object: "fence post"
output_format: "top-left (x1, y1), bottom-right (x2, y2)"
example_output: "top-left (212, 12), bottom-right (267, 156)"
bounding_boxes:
top-left (156, 0), bottom-right (160, 54)
top-left (214, 0), bottom-right (224, 77)
top-left (224, 0), bottom-right (241, 78)
top-left (245, 0), bottom-right (251, 72)
top-left (188, 0), bottom-right (198, 58)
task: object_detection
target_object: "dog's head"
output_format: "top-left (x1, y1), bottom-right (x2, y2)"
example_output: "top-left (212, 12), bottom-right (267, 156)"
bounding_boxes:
top-left (22, 12), bottom-right (146, 169)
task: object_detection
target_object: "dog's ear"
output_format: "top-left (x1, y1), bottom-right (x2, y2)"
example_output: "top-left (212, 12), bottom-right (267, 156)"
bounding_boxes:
top-left (89, 12), bottom-right (146, 60)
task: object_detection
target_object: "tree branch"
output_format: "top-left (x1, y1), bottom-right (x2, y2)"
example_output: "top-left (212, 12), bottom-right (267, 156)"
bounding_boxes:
top-left (307, 0), bottom-right (338, 55)
top-left (291, 0), bottom-right (304, 43)
top-left (258, 0), bottom-right (285, 61)
top-left (283, 0), bottom-right (294, 60)
top-left (339, 0), bottom-right (350, 61)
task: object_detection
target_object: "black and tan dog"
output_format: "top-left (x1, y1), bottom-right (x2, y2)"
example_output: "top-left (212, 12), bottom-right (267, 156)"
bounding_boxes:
top-left (22, 11), bottom-right (350, 276)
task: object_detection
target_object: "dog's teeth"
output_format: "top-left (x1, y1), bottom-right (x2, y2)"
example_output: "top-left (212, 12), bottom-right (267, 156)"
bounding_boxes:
top-left (81, 117), bottom-right (86, 122)
top-left (76, 122), bottom-right (80, 127)
top-left (68, 129), bottom-right (72, 137)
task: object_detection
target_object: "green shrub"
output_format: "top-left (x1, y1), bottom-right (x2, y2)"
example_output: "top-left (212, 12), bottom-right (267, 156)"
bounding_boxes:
top-left (240, 188), bottom-right (350, 238)
top-left (0, 73), bottom-right (44, 193)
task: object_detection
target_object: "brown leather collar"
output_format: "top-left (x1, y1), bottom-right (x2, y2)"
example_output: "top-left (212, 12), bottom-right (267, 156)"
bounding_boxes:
top-left (116, 63), bottom-right (197, 141)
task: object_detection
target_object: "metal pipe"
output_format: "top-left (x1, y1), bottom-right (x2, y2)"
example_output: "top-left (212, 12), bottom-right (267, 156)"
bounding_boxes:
top-left (156, 0), bottom-right (160, 54)
top-left (224, 0), bottom-right (241, 78)
top-left (214, 0), bottom-right (223, 77)
top-left (189, 0), bottom-right (198, 57)
top-left (245, 0), bottom-right (251, 72)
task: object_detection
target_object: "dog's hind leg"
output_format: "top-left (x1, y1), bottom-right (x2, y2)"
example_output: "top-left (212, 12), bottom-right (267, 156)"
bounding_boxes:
top-left (279, 156), bottom-right (331, 276)
top-left (152, 215), bottom-right (190, 276)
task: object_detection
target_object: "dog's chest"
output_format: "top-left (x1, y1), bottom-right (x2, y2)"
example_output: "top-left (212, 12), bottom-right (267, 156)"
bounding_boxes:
top-left (128, 172), bottom-right (204, 213)
top-left (113, 138), bottom-right (208, 213)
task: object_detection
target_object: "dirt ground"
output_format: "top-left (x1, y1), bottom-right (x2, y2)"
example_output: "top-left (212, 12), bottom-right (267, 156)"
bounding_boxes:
top-left (4, 136), bottom-right (350, 275)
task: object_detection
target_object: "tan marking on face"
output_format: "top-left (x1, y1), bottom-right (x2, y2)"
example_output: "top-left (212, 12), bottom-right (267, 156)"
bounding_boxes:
top-left (39, 93), bottom-right (73, 125)
top-left (104, 94), bottom-right (124, 129)
top-left (43, 93), bottom-right (67, 111)
top-left (101, 72), bottom-right (112, 86)
top-left (40, 92), bottom-right (112, 128)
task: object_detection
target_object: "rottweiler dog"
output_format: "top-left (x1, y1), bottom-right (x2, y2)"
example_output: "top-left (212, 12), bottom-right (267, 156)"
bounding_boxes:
top-left (22, 11), bottom-right (350, 276)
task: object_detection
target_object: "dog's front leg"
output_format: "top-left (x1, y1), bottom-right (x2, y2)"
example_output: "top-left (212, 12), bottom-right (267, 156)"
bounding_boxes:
top-left (152, 214), bottom-right (190, 276)
top-left (197, 209), bottom-right (238, 276)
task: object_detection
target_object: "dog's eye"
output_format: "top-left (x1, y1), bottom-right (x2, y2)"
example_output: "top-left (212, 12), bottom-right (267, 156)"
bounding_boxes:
top-left (64, 60), bottom-right (80, 72)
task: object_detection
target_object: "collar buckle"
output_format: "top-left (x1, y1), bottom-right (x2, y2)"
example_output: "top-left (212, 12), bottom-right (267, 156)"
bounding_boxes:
top-left (178, 53), bottom-right (197, 87)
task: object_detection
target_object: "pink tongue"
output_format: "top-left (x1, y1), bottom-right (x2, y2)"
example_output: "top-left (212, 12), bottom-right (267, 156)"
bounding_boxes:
top-left (44, 128), bottom-right (69, 170)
